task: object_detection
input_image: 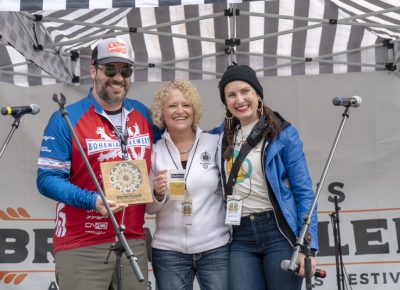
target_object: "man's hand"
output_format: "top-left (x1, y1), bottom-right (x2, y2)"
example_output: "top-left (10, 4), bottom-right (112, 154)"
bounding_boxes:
top-left (95, 195), bottom-right (127, 216)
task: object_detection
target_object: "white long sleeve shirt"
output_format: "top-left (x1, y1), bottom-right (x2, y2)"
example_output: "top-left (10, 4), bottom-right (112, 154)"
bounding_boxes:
top-left (147, 128), bottom-right (230, 253)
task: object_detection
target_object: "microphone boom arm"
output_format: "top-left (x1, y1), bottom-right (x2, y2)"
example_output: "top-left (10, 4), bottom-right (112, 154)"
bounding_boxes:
top-left (287, 106), bottom-right (352, 288)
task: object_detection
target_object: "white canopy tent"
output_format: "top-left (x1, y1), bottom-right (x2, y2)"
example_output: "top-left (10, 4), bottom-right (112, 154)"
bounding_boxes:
top-left (1, 1), bottom-right (400, 290)
top-left (0, 0), bottom-right (398, 87)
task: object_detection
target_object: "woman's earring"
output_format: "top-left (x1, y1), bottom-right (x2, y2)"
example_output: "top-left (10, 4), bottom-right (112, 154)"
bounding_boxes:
top-left (257, 98), bottom-right (264, 117)
top-left (225, 109), bottom-right (233, 130)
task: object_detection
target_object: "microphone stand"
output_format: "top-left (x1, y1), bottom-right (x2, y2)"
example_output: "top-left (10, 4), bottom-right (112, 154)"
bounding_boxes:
top-left (286, 106), bottom-right (353, 290)
top-left (330, 196), bottom-right (345, 290)
top-left (52, 93), bottom-right (144, 289)
top-left (0, 115), bottom-right (22, 159)
top-left (303, 230), bottom-right (314, 289)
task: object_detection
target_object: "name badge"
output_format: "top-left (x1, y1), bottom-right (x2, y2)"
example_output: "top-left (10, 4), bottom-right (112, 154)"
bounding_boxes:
top-left (225, 196), bottom-right (242, 225)
top-left (181, 199), bottom-right (193, 226)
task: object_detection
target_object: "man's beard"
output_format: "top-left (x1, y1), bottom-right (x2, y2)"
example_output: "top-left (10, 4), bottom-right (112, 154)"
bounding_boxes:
top-left (96, 79), bottom-right (131, 106)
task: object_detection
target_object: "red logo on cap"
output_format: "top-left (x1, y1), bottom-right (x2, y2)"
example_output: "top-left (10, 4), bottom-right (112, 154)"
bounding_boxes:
top-left (107, 41), bottom-right (127, 54)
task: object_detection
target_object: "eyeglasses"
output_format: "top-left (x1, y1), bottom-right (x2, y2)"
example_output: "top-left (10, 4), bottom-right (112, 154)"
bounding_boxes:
top-left (96, 65), bottom-right (133, 78)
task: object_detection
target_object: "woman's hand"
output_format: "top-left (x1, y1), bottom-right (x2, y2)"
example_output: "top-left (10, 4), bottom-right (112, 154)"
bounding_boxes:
top-left (296, 252), bottom-right (317, 277)
top-left (153, 169), bottom-right (168, 201)
top-left (95, 195), bottom-right (127, 216)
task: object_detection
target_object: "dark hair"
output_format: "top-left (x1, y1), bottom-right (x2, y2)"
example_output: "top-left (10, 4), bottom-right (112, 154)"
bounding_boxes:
top-left (222, 105), bottom-right (283, 160)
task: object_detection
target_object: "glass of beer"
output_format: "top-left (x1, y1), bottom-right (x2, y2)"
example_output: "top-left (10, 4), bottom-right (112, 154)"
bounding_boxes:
top-left (168, 169), bottom-right (186, 200)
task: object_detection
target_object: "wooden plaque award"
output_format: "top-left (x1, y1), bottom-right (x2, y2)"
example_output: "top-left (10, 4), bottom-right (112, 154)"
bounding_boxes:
top-left (100, 160), bottom-right (153, 205)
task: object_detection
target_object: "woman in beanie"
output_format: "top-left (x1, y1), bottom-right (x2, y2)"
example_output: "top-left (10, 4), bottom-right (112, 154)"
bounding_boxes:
top-left (218, 65), bottom-right (318, 290)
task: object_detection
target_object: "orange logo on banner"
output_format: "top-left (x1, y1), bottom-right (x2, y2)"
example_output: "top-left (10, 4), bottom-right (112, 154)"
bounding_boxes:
top-left (1, 207), bottom-right (54, 287)
top-left (0, 207), bottom-right (31, 220)
top-left (107, 41), bottom-right (127, 54)
top-left (0, 272), bottom-right (28, 285)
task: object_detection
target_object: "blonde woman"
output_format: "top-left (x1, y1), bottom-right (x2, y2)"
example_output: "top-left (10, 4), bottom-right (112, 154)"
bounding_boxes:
top-left (147, 80), bottom-right (230, 290)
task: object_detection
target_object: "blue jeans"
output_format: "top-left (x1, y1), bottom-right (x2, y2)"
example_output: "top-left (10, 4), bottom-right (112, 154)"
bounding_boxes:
top-left (152, 244), bottom-right (229, 290)
top-left (229, 211), bottom-right (303, 290)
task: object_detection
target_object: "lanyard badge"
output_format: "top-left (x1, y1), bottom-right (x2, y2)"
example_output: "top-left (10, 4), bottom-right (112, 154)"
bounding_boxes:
top-left (181, 199), bottom-right (193, 226)
top-left (225, 194), bottom-right (242, 225)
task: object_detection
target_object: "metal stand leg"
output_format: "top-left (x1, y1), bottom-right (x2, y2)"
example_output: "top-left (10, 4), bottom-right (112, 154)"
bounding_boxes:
top-left (0, 116), bottom-right (21, 159)
top-left (330, 196), bottom-right (346, 290)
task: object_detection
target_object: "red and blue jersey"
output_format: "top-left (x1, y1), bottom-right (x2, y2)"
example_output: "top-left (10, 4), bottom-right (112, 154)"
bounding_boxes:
top-left (37, 89), bottom-right (160, 253)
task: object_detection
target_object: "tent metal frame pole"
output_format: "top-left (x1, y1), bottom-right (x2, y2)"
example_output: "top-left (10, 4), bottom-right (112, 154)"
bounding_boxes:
top-left (236, 41), bottom-right (388, 69)
top-left (236, 51), bottom-right (384, 70)
top-left (0, 69), bottom-right (57, 79)
top-left (30, 15), bottom-right (129, 31)
top-left (0, 62), bottom-right (32, 69)
top-left (42, 29), bottom-right (224, 49)
top-left (32, 14), bottom-right (73, 77)
top-left (79, 65), bottom-right (219, 79)
top-left (15, 13), bottom-right (73, 83)
top-left (317, 42), bottom-right (388, 58)
top-left (30, 3), bottom-right (400, 75)
top-left (138, 30), bottom-right (225, 43)
top-left (225, 3), bottom-right (237, 65)
top-left (38, 11), bottom-right (226, 49)
top-left (40, 31), bottom-right (127, 48)
top-left (80, 50), bottom-right (226, 78)
top-left (79, 48), bottom-right (230, 68)
top-left (0, 2), bottom-right (398, 86)
top-left (242, 7), bottom-right (400, 30)
top-left (36, 5), bottom-right (400, 47)
top-left (39, 11), bottom-right (224, 32)
top-left (238, 41), bottom-right (384, 60)
top-left (146, 64), bottom-right (219, 76)
top-left (393, 42), bottom-right (400, 67)
top-left (239, 6), bottom-right (400, 44)
top-left (140, 12), bottom-right (225, 30)
top-left (15, 13), bottom-right (38, 44)
top-left (0, 57), bottom-right (69, 83)
top-left (145, 51), bottom-right (226, 66)
top-left (79, 51), bottom-right (225, 65)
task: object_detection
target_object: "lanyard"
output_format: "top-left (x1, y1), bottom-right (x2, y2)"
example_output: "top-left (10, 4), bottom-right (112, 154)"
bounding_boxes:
top-left (164, 136), bottom-right (200, 184)
top-left (108, 109), bottom-right (129, 160)
top-left (115, 127), bottom-right (129, 160)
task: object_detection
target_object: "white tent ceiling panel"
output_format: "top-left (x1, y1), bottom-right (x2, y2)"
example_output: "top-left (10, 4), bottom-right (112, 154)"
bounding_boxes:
top-left (0, 0), bottom-right (251, 11)
top-left (332, 0), bottom-right (400, 39)
top-left (0, 0), bottom-right (398, 87)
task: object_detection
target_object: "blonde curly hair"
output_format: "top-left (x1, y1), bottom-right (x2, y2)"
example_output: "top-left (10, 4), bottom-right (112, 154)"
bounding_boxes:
top-left (150, 80), bottom-right (203, 130)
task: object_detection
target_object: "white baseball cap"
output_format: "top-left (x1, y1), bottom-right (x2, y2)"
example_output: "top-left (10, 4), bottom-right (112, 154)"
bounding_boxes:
top-left (91, 37), bottom-right (134, 66)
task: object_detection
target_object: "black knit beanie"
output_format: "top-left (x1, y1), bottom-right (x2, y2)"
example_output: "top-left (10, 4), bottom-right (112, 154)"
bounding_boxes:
top-left (218, 64), bottom-right (263, 104)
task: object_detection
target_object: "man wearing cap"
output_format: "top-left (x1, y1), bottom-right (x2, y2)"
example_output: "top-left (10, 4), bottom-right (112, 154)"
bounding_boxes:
top-left (37, 37), bottom-right (160, 289)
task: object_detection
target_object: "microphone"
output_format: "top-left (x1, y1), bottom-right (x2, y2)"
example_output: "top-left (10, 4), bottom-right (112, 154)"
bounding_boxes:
top-left (332, 96), bottom-right (362, 108)
top-left (280, 260), bottom-right (327, 278)
top-left (1, 104), bottom-right (40, 116)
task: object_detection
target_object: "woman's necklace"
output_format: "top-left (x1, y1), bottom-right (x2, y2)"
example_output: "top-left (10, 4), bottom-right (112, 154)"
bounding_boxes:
top-left (178, 134), bottom-right (196, 155)
top-left (237, 120), bottom-right (259, 146)
top-left (179, 142), bottom-right (194, 155)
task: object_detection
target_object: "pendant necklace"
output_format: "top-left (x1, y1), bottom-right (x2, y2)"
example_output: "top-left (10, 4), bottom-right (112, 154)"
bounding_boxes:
top-left (179, 143), bottom-right (194, 155)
